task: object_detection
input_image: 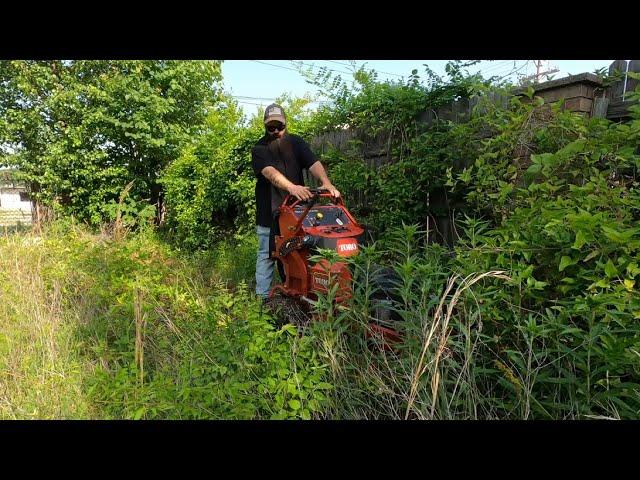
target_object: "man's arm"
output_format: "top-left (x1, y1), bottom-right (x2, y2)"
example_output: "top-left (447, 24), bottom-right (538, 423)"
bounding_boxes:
top-left (261, 166), bottom-right (313, 201)
top-left (308, 161), bottom-right (341, 198)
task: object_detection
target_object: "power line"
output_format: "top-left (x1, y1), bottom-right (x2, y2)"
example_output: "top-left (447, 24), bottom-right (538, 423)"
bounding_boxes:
top-left (230, 94), bottom-right (330, 104)
top-left (474, 61), bottom-right (520, 80)
top-left (254, 59), bottom-right (523, 81)
top-left (251, 59), bottom-right (390, 82)
top-left (291, 61), bottom-right (353, 75)
top-left (337, 61), bottom-right (407, 78)
top-left (520, 60), bottom-right (560, 84)
top-left (293, 60), bottom-right (407, 78)
top-left (250, 60), bottom-right (300, 72)
top-left (232, 95), bottom-right (278, 101)
top-left (323, 60), bottom-right (354, 68)
top-left (322, 59), bottom-right (512, 79)
top-left (496, 60), bottom-right (532, 81)
top-left (479, 60), bottom-right (515, 75)
top-left (234, 99), bottom-right (328, 108)
top-left (319, 59), bottom-right (408, 78)
top-left (235, 100), bottom-right (267, 107)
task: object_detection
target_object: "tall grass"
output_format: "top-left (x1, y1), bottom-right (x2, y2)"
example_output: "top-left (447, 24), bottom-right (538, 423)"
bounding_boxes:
top-left (4, 219), bottom-right (635, 419)
top-left (308, 224), bottom-right (639, 419)
top-left (0, 221), bottom-right (329, 419)
top-left (0, 227), bottom-right (93, 418)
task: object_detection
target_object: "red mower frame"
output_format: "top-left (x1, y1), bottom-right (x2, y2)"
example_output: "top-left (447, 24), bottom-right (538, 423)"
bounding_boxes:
top-left (268, 188), bottom-right (402, 346)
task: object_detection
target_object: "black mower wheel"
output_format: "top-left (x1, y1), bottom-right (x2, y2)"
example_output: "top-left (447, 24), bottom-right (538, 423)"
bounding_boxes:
top-left (369, 265), bottom-right (404, 327)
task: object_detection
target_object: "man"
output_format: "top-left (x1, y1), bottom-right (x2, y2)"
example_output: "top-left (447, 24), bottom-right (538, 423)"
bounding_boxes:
top-left (251, 103), bottom-right (340, 299)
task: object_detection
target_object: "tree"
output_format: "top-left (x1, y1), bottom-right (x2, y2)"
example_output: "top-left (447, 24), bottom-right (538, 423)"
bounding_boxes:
top-left (0, 60), bottom-right (222, 224)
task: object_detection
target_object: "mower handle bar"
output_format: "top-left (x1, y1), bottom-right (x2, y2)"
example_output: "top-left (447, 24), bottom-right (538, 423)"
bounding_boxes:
top-left (284, 188), bottom-right (343, 208)
top-left (283, 188), bottom-right (347, 235)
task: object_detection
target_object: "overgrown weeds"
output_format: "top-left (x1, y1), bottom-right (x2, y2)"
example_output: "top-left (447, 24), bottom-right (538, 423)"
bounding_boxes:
top-left (0, 220), bottom-right (331, 419)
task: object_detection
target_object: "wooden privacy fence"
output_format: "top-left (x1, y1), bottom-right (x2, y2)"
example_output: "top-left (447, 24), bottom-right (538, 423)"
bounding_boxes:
top-left (309, 60), bottom-right (639, 246)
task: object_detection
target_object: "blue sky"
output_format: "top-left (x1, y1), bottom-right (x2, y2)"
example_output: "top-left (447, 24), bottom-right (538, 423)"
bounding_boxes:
top-left (222, 60), bottom-right (616, 117)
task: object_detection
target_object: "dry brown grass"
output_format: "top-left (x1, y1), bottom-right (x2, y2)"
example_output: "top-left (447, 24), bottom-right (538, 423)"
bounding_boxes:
top-left (0, 229), bottom-right (94, 419)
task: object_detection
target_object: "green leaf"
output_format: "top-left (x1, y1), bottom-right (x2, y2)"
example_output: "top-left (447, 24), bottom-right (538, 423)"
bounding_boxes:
top-left (602, 226), bottom-right (636, 244)
top-left (627, 262), bottom-right (640, 277)
top-left (559, 256), bottom-right (575, 272)
top-left (604, 259), bottom-right (618, 278)
top-left (288, 399), bottom-right (301, 411)
top-left (525, 85), bottom-right (535, 99)
top-left (583, 250), bottom-right (600, 263)
top-left (624, 279), bottom-right (635, 291)
top-left (526, 163), bottom-right (542, 175)
top-left (572, 230), bottom-right (587, 250)
top-left (459, 168), bottom-right (472, 183)
top-left (557, 138), bottom-right (587, 157)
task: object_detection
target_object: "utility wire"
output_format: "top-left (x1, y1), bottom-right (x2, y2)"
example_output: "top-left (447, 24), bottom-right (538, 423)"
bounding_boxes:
top-left (250, 60), bottom-right (300, 72)
top-left (496, 60), bottom-right (531, 81)
top-left (255, 59), bottom-right (521, 82)
top-left (479, 60), bottom-right (516, 75)
top-left (235, 100), bottom-right (268, 107)
top-left (230, 95), bottom-right (330, 105)
top-left (293, 60), bottom-right (408, 78)
top-left (483, 60), bottom-right (527, 78)
top-left (291, 61), bottom-right (353, 75)
top-left (232, 95), bottom-right (328, 102)
top-left (253, 58), bottom-right (424, 81)
top-left (323, 60), bottom-right (354, 68)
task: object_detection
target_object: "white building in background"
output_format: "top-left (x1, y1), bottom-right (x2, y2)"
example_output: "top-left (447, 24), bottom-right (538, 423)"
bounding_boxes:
top-left (0, 168), bottom-right (33, 226)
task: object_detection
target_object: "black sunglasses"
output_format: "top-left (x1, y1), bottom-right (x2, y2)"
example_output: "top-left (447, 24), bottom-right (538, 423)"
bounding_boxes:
top-left (267, 124), bottom-right (286, 133)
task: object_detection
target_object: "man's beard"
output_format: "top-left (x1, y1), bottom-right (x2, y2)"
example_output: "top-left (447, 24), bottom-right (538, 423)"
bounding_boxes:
top-left (267, 134), bottom-right (293, 159)
top-left (267, 135), bottom-right (294, 175)
top-left (266, 131), bottom-right (283, 143)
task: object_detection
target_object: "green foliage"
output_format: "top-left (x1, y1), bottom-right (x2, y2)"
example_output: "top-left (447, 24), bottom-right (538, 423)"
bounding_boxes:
top-left (0, 60), bottom-right (222, 225)
top-left (444, 91), bottom-right (640, 418)
top-left (3, 58), bottom-right (640, 420)
top-left (300, 73), bottom-right (640, 419)
top-left (159, 97), bottom-right (255, 248)
top-left (0, 221), bottom-right (331, 419)
top-left (300, 60), bottom-right (487, 137)
top-left (292, 62), bottom-right (493, 238)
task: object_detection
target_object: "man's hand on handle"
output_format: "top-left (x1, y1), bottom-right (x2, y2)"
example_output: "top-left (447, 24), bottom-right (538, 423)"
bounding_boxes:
top-left (322, 183), bottom-right (341, 198)
top-left (288, 184), bottom-right (313, 201)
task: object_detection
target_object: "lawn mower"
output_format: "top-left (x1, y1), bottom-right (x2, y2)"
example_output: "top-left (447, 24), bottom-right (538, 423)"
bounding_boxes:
top-left (266, 188), bottom-right (402, 346)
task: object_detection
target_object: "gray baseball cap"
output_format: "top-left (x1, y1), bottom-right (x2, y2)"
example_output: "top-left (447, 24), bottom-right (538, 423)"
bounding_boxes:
top-left (263, 103), bottom-right (286, 125)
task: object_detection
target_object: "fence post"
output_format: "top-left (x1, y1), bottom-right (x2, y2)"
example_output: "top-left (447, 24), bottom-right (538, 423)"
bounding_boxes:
top-left (626, 60), bottom-right (640, 97)
top-left (608, 60), bottom-right (628, 101)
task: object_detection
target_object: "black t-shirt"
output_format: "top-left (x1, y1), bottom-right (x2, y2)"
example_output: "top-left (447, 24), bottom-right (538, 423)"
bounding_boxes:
top-left (251, 133), bottom-right (318, 227)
